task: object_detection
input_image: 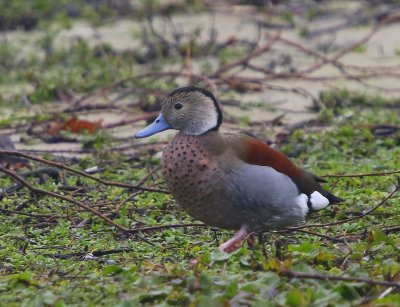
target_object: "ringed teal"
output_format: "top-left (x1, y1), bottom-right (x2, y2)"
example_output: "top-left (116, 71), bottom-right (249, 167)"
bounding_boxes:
top-left (135, 86), bottom-right (343, 252)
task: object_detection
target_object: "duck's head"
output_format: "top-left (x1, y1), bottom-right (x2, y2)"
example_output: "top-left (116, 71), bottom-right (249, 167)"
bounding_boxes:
top-left (135, 86), bottom-right (223, 138)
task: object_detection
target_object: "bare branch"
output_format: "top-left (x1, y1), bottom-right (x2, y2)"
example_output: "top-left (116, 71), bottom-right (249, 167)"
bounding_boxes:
top-left (126, 223), bottom-right (206, 233)
top-left (0, 150), bottom-right (169, 194)
top-left (322, 170), bottom-right (400, 178)
top-left (0, 166), bottom-right (129, 231)
top-left (289, 182), bottom-right (400, 230)
top-left (280, 270), bottom-right (400, 288)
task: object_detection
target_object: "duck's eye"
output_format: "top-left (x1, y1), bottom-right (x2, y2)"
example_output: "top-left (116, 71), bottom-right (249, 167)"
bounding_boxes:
top-left (174, 102), bottom-right (183, 110)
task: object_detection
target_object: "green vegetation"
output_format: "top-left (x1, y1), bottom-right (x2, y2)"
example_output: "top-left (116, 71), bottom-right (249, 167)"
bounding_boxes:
top-left (0, 0), bottom-right (128, 30)
top-left (352, 45), bottom-right (368, 54)
top-left (1, 93), bottom-right (399, 306)
top-left (1, 1), bottom-right (400, 306)
top-left (0, 0), bottom-right (203, 30)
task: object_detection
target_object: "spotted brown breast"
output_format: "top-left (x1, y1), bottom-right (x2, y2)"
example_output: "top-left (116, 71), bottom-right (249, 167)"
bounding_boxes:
top-left (162, 133), bottom-right (233, 228)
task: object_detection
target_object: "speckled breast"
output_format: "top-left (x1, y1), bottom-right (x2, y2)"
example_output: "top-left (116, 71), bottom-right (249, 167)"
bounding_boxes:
top-left (162, 133), bottom-right (227, 227)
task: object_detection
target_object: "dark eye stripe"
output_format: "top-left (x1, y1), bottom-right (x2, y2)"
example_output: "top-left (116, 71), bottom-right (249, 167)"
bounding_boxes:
top-left (174, 103), bottom-right (183, 110)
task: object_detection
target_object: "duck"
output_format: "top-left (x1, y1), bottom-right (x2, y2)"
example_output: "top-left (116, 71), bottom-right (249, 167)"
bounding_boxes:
top-left (135, 86), bottom-right (343, 252)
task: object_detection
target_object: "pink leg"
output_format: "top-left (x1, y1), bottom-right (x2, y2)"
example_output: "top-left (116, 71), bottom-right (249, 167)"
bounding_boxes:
top-left (219, 226), bottom-right (248, 253)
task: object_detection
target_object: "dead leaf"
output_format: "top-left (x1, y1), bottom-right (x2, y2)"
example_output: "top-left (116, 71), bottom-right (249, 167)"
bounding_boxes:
top-left (226, 77), bottom-right (263, 93)
top-left (47, 117), bottom-right (102, 136)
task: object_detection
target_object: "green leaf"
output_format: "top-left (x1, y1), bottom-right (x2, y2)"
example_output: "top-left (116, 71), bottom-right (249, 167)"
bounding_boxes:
top-left (102, 265), bottom-right (124, 276)
top-left (224, 280), bottom-right (238, 299)
top-left (286, 289), bottom-right (308, 307)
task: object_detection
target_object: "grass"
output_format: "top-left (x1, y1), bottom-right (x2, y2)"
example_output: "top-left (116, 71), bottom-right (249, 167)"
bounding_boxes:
top-left (1, 99), bottom-right (399, 306)
top-left (1, 1), bottom-right (400, 306)
top-left (0, 0), bottom-right (201, 31)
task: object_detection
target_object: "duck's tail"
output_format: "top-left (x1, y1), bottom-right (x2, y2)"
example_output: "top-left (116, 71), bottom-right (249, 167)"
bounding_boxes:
top-left (327, 192), bottom-right (344, 204)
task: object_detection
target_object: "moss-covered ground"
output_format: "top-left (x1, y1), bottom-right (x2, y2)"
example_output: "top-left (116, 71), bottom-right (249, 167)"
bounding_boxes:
top-left (0, 1), bottom-right (399, 306)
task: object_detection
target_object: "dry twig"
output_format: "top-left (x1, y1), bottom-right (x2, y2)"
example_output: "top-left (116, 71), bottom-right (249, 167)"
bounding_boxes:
top-left (0, 166), bottom-right (128, 231)
top-left (280, 270), bottom-right (400, 288)
top-left (289, 182), bottom-right (400, 230)
top-left (322, 170), bottom-right (400, 178)
top-left (0, 150), bottom-right (169, 194)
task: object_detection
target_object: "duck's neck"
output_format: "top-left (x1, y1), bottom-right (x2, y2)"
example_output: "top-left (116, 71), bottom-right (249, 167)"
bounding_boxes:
top-left (176, 131), bottom-right (225, 155)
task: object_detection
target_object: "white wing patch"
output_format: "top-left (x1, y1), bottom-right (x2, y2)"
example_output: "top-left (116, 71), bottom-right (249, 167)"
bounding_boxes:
top-left (310, 191), bottom-right (329, 210)
top-left (295, 191), bottom-right (330, 217)
top-left (295, 193), bottom-right (309, 217)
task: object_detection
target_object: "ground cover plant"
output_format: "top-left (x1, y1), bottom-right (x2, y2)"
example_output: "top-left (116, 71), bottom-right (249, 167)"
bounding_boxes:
top-left (0, 1), bottom-right (400, 306)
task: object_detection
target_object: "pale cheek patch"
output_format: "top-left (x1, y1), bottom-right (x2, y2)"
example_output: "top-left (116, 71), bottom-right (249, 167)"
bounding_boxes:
top-left (295, 193), bottom-right (309, 217)
top-left (310, 191), bottom-right (329, 210)
top-left (184, 99), bottom-right (219, 135)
